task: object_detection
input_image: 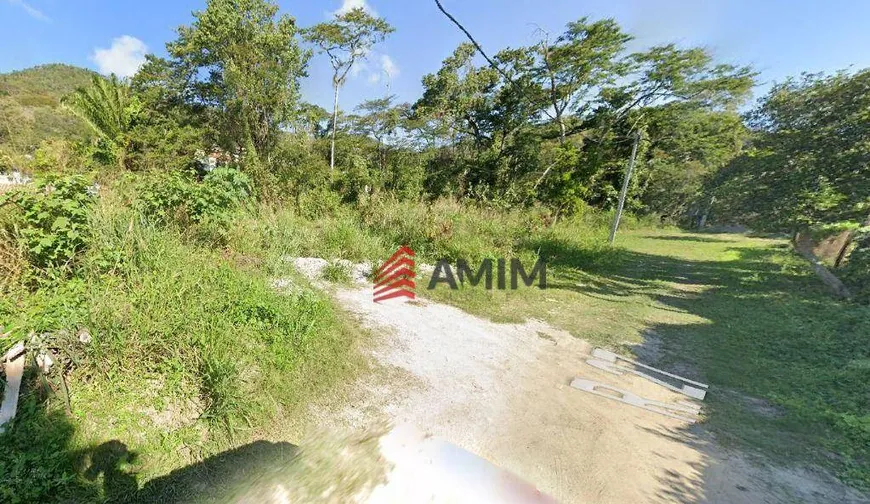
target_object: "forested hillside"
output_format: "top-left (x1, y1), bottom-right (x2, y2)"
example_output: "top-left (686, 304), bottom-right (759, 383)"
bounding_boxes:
top-left (0, 64), bottom-right (94, 155)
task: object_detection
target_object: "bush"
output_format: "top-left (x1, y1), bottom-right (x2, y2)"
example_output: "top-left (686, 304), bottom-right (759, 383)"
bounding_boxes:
top-left (1, 174), bottom-right (94, 270)
top-left (30, 139), bottom-right (88, 174)
top-left (296, 186), bottom-right (343, 220)
top-left (137, 167), bottom-right (253, 238)
top-left (267, 136), bottom-right (331, 205)
top-left (0, 191), bottom-right (367, 500)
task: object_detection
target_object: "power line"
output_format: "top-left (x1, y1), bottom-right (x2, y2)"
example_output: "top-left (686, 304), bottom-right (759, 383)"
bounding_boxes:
top-left (433, 0), bottom-right (518, 90)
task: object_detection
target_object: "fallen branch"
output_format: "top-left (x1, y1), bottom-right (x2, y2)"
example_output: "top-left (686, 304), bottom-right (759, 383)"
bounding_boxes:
top-left (792, 238), bottom-right (853, 299)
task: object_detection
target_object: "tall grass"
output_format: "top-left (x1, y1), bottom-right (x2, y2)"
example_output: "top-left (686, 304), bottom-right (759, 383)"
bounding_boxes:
top-left (0, 187), bottom-right (368, 500)
top-left (356, 195), bottom-right (620, 268)
top-left (1, 177), bottom-right (637, 500)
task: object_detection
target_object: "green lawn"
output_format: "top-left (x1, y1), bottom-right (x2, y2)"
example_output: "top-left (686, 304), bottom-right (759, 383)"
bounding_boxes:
top-left (423, 228), bottom-right (870, 489)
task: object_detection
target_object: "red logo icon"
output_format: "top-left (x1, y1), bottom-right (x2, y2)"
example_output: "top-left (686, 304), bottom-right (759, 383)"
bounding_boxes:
top-left (374, 246), bottom-right (416, 303)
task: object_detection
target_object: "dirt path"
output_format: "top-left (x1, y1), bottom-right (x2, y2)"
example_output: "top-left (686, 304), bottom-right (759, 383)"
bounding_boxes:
top-left (292, 258), bottom-right (867, 504)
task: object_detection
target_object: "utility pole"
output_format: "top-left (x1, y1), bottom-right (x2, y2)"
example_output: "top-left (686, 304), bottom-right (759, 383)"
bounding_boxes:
top-left (609, 131), bottom-right (641, 245)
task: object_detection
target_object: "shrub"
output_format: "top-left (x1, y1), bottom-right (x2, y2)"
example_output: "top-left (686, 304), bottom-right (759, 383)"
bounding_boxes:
top-left (0, 149), bottom-right (15, 171)
top-left (1, 174), bottom-right (94, 269)
top-left (1, 197), bottom-right (367, 500)
top-left (268, 137), bottom-right (331, 205)
top-left (296, 186), bottom-right (343, 220)
top-left (137, 167), bottom-right (253, 236)
top-left (30, 140), bottom-right (88, 174)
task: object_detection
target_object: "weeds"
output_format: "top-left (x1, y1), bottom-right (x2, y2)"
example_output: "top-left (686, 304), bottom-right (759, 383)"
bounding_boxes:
top-left (0, 228), bottom-right (27, 290)
top-left (1, 174), bottom-right (94, 270)
top-left (136, 167), bottom-right (253, 245)
top-left (322, 261), bottom-right (351, 283)
top-left (4, 177), bottom-right (868, 497)
top-left (0, 184), bottom-right (368, 499)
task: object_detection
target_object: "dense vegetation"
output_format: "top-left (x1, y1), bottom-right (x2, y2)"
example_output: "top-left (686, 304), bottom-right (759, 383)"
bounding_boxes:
top-left (1, 0), bottom-right (868, 500)
top-left (0, 65), bottom-right (95, 168)
top-left (709, 70), bottom-right (870, 297)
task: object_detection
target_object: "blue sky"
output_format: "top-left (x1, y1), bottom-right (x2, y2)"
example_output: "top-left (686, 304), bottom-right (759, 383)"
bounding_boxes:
top-left (2, 0), bottom-right (870, 111)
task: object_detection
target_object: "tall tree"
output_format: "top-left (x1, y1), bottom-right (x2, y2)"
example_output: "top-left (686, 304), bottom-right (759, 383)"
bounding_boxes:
top-left (413, 43), bottom-right (500, 193)
top-left (572, 45), bottom-right (755, 211)
top-left (640, 103), bottom-right (746, 220)
top-left (61, 74), bottom-right (138, 166)
top-left (354, 96), bottom-right (406, 171)
top-left (619, 44), bottom-right (755, 116)
top-left (303, 8), bottom-right (394, 170)
top-left (128, 55), bottom-right (210, 171)
top-left (711, 69), bottom-right (870, 232)
top-left (163, 0), bottom-right (308, 164)
top-left (531, 18), bottom-right (632, 142)
top-left (414, 44), bottom-right (499, 149)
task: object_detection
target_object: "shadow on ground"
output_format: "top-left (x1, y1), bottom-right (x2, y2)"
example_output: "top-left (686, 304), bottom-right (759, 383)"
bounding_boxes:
top-left (126, 440), bottom-right (298, 504)
top-left (5, 231), bottom-right (867, 503)
top-left (0, 375), bottom-right (298, 503)
top-left (525, 233), bottom-right (870, 502)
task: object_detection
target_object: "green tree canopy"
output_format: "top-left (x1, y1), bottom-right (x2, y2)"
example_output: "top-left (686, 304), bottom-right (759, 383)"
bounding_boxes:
top-left (162, 0), bottom-right (308, 163)
top-left (712, 69), bottom-right (870, 231)
top-left (303, 7), bottom-right (394, 170)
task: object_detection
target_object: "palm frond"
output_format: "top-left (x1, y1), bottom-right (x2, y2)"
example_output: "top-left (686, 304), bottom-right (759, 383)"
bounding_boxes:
top-left (61, 74), bottom-right (128, 143)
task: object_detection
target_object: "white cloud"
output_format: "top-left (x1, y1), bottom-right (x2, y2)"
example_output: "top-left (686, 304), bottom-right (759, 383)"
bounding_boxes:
top-left (380, 54), bottom-right (399, 80)
top-left (349, 53), bottom-right (398, 86)
top-left (351, 60), bottom-right (369, 78)
top-left (335, 0), bottom-right (375, 16)
top-left (91, 36), bottom-right (148, 79)
top-left (6, 0), bottom-right (50, 22)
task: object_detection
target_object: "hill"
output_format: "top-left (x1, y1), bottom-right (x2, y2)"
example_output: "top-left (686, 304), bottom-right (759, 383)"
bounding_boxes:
top-left (0, 64), bottom-right (96, 154)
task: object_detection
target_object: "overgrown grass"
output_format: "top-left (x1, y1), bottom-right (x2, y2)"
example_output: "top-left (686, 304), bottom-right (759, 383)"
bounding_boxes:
top-left (0, 186), bottom-right (369, 501)
top-left (321, 261), bottom-right (352, 283)
top-left (4, 181), bottom-right (868, 498)
top-left (226, 204), bottom-right (388, 264)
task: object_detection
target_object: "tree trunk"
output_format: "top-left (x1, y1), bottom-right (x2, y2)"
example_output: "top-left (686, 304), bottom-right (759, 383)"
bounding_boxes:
top-left (793, 234), bottom-right (853, 299)
top-left (698, 196), bottom-right (715, 229)
top-left (555, 111), bottom-right (566, 143)
top-left (330, 82), bottom-right (339, 171)
top-left (834, 213), bottom-right (870, 268)
top-left (544, 44), bottom-right (565, 144)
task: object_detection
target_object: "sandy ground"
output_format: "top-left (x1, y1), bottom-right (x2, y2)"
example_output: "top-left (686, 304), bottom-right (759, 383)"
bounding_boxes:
top-left (289, 258), bottom-right (868, 504)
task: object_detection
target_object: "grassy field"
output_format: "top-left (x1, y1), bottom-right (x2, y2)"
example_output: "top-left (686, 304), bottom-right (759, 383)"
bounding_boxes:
top-left (3, 189), bottom-right (868, 500)
top-left (423, 227), bottom-right (870, 489)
